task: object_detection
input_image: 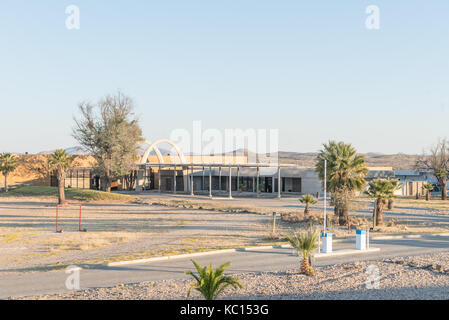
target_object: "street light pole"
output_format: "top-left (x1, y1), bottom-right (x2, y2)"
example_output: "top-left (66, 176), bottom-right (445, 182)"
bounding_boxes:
top-left (323, 159), bottom-right (327, 232)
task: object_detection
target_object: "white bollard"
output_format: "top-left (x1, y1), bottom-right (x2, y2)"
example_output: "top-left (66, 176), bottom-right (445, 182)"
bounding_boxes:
top-left (356, 230), bottom-right (367, 250)
top-left (318, 232), bottom-right (321, 253)
top-left (321, 232), bottom-right (332, 253)
top-left (366, 229), bottom-right (370, 249)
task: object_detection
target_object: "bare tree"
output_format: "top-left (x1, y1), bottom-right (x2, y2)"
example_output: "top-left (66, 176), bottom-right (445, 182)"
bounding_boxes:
top-left (72, 92), bottom-right (143, 192)
top-left (416, 139), bottom-right (449, 201)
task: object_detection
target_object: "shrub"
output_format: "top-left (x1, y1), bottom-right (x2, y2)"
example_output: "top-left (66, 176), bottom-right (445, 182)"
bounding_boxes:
top-left (185, 260), bottom-right (242, 300)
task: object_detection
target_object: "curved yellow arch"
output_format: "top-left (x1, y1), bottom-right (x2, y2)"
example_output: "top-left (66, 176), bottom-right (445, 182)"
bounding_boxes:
top-left (140, 139), bottom-right (187, 164)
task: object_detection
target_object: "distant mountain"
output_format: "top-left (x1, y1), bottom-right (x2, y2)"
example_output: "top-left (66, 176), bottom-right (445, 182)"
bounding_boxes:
top-left (35, 146), bottom-right (421, 170)
top-left (38, 146), bottom-right (89, 155)
top-left (215, 149), bottom-right (420, 170)
top-left (277, 151), bottom-right (421, 170)
top-left (136, 143), bottom-right (172, 156)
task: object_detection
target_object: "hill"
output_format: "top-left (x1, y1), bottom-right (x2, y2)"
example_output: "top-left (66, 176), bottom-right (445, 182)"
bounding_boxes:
top-left (278, 151), bottom-right (420, 170)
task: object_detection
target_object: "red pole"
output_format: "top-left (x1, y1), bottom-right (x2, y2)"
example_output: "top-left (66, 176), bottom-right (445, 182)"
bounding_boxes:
top-left (56, 205), bottom-right (59, 232)
top-left (79, 205), bottom-right (82, 231)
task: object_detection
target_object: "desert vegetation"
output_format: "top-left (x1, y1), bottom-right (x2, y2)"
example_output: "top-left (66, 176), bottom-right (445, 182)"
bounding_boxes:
top-left (0, 153), bottom-right (17, 193)
top-left (5, 186), bottom-right (134, 202)
top-left (365, 179), bottom-right (402, 227)
top-left (48, 149), bottom-right (73, 204)
top-left (285, 230), bottom-right (318, 276)
top-left (315, 141), bottom-right (368, 226)
top-left (423, 183), bottom-right (434, 201)
top-left (185, 260), bottom-right (242, 300)
top-left (299, 194), bottom-right (317, 216)
top-left (416, 139), bottom-right (449, 201)
top-left (73, 91), bottom-right (143, 192)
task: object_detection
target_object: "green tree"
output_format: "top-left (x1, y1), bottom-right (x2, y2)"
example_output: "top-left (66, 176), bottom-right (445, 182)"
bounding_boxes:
top-left (285, 230), bottom-right (318, 276)
top-left (423, 183), bottom-right (434, 201)
top-left (0, 153), bottom-right (18, 193)
top-left (73, 92), bottom-right (143, 192)
top-left (299, 194), bottom-right (317, 215)
top-left (365, 179), bottom-right (402, 226)
top-left (49, 149), bottom-right (73, 204)
top-left (185, 260), bottom-right (242, 300)
top-left (416, 139), bottom-right (449, 200)
top-left (315, 141), bottom-right (368, 226)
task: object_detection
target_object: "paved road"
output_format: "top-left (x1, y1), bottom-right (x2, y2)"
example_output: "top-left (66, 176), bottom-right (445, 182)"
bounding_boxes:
top-left (2, 235), bottom-right (449, 299)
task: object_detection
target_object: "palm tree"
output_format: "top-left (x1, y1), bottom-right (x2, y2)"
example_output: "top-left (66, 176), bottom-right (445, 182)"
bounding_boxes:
top-left (185, 260), bottom-right (242, 300)
top-left (299, 194), bottom-right (317, 215)
top-left (316, 141), bottom-right (368, 226)
top-left (423, 183), bottom-right (434, 201)
top-left (0, 153), bottom-right (18, 193)
top-left (285, 230), bottom-right (318, 276)
top-left (387, 180), bottom-right (402, 209)
top-left (365, 179), bottom-right (402, 227)
top-left (49, 149), bottom-right (73, 204)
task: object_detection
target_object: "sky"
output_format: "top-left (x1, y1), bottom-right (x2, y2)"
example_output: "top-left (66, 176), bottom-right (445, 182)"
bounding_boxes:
top-left (1, 1), bottom-right (449, 155)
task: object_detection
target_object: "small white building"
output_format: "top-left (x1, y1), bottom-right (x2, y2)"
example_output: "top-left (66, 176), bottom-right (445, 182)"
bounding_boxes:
top-left (394, 170), bottom-right (436, 196)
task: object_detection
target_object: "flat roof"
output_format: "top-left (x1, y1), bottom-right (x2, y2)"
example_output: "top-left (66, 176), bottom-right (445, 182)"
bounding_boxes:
top-left (140, 163), bottom-right (306, 168)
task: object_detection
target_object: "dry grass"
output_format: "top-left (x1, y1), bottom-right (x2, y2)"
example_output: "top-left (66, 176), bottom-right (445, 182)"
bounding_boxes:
top-left (4, 186), bottom-right (135, 202)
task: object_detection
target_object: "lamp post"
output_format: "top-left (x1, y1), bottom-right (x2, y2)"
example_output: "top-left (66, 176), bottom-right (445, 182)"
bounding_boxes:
top-left (323, 159), bottom-right (327, 232)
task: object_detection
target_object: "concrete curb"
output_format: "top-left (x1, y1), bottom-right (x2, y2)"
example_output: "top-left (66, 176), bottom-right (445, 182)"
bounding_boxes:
top-left (315, 247), bottom-right (380, 258)
top-left (101, 232), bottom-right (449, 267)
top-left (371, 232), bottom-right (449, 240)
top-left (103, 248), bottom-right (238, 267)
top-left (103, 245), bottom-right (296, 267)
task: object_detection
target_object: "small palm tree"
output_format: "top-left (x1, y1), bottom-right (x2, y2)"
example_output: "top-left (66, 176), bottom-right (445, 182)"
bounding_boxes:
top-left (365, 179), bottom-right (402, 227)
top-left (423, 183), bottom-right (434, 201)
top-left (285, 230), bottom-right (318, 276)
top-left (0, 153), bottom-right (18, 193)
top-left (185, 260), bottom-right (243, 300)
top-left (299, 194), bottom-right (317, 215)
top-left (49, 149), bottom-right (73, 204)
top-left (387, 180), bottom-right (402, 210)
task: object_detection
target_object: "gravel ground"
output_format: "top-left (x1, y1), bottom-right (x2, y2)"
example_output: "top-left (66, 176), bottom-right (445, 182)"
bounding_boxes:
top-left (0, 197), bottom-right (275, 274)
top-left (17, 252), bottom-right (449, 300)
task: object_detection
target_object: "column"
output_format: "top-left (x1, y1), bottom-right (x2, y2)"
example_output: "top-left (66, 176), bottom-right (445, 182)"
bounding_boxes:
top-left (173, 166), bottom-right (177, 194)
top-left (209, 165), bottom-right (212, 198)
top-left (277, 166), bottom-right (281, 199)
top-left (218, 167), bottom-right (222, 192)
top-left (237, 167), bottom-right (240, 192)
top-left (256, 167), bottom-right (260, 198)
top-left (158, 165), bottom-right (161, 193)
top-left (202, 166), bottom-right (205, 191)
top-left (228, 166), bottom-right (232, 199)
top-left (190, 165), bottom-right (194, 196)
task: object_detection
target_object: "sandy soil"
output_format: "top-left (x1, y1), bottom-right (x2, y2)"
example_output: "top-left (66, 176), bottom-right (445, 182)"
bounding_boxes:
top-left (0, 196), bottom-right (286, 274)
top-left (1, 193), bottom-right (449, 274)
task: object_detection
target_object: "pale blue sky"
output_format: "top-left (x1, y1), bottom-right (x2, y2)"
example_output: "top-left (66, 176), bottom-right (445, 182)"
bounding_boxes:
top-left (1, 1), bottom-right (449, 154)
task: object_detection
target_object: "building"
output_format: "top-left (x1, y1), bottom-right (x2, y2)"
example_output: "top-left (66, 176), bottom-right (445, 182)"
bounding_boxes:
top-left (394, 169), bottom-right (436, 196)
